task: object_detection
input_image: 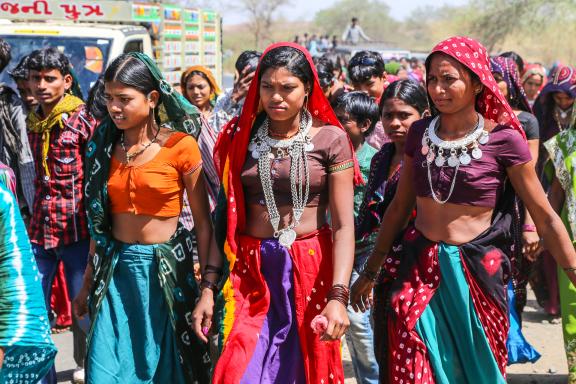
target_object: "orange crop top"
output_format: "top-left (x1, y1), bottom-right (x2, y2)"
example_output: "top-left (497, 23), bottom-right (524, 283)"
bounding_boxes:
top-left (108, 132), bottom-right (202, 217)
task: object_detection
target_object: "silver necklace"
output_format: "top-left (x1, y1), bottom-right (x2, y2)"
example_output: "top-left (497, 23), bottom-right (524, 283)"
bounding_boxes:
top-left (120, 128), bottom-right (160, 163)
top-left (248, 113), bottom-right (314, 160)
top-left (423, 114), bottom-right (489, 204)
top-left (249, 110), bottom-right (313, 247)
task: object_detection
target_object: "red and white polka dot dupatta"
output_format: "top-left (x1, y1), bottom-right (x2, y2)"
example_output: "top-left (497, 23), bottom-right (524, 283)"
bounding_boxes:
top-left (383, 37), bottom-right (523, 384)
top-left (429, 36), bottom-right (526, 140)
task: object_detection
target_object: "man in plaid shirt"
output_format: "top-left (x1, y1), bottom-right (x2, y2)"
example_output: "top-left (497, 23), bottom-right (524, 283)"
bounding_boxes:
top-left (26, 48), bottom-right (96, 384)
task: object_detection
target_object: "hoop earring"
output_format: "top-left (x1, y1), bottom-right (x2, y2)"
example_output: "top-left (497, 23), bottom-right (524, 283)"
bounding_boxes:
top-left (303, 94), bottom-right (309, 111)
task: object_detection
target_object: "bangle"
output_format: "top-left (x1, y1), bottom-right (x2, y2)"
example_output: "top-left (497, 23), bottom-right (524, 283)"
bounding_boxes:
top-left (361, 267), bottom-right (380, 282)
top-left (522, 224), bottom-right (537, 232)
top-left (199, 278), bottom-right (219, 294)
top-left (327, 284), bottom-right (350, 307)
top-left (203, 264), bottom-right (223, 276)
top-left (563, 266), bottom-right (576, 273)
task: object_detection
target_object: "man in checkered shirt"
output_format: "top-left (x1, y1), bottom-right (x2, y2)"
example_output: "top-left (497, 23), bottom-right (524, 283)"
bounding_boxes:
top-left (26, 48), bottom-right (96, 384)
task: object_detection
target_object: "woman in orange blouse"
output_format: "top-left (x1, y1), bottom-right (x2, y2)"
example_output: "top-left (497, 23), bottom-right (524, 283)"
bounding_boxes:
top-left (74, 53), bottom-right (220, 383)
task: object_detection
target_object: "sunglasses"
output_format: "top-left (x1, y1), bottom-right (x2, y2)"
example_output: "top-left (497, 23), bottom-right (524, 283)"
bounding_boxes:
top-left (349, 56), bottom-right (380, 67)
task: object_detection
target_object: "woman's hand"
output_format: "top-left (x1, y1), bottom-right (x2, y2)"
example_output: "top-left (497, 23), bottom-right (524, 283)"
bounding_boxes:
top-left (319, 300), bottom-right (350, 341)
top-left (192, 288), bottom-right (215, 343)
top-left (72, 285), bottom-right (90, 319)
top-left (522, 230), bottom-right (541, 262)
top-left (350, 275), bottom-right (375, 313)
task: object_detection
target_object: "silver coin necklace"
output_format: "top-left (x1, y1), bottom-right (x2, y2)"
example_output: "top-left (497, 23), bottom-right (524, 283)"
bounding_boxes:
top-left (421, 113), bottom-right (489, 204)
top-left (248, 110), bottom-right (314, 247)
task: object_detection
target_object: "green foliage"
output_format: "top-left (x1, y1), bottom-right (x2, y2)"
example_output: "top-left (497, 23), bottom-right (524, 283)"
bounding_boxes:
top-left (313, 0), bottom-right (400, 44)
top-left (220, 0), bottom-right (576, 72)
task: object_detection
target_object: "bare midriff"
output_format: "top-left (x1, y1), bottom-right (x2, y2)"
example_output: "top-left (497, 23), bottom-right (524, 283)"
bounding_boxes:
top-left (415, 196), bottom-right (493, 245)
top-left (243, 203), bottom-right (329, 239)
top-left (112, 213), bottom-right (180, 244)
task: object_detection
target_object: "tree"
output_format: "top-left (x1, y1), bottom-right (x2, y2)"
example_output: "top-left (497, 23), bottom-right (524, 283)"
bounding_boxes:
top-left (471, 0), bottom-right (576, 51)
top-left (313, 0), bottom-right (399, 46)
top-left (235, 0), bottom-right (291, 49)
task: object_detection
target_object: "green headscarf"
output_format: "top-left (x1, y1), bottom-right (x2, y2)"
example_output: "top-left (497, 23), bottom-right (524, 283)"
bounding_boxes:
top-left (385, 61), bottom-right (401, 75)
top-left (83, 53), bottom-right (210, 382)
top-left (84, 52), bottom-right (202, 242)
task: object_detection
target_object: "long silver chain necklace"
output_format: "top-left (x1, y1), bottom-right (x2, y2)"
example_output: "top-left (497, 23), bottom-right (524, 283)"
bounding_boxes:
top-left (422, 113), bottom-right (488, 204)
top-left (248, 110), bottom-right (314, 247)
top-left (120, 126), bottom-right (161, 163)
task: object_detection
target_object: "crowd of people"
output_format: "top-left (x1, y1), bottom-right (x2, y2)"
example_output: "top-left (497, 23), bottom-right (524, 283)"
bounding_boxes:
top-left (293, 17), bottom-right (373, 57)
top-left (1, 28), bottom-right (576, 384)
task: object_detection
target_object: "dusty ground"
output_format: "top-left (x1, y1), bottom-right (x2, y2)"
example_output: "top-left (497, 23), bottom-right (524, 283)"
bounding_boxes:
top-left (53, 290), bottom-right (567, 383)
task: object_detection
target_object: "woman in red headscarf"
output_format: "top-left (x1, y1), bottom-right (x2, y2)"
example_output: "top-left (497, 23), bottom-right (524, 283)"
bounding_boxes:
top-left (212, 43), bottom-right (362, 383)
top-left (351, 36), bottom-right (576, 384)
top-left (522, 63), bottom-right (547, 108)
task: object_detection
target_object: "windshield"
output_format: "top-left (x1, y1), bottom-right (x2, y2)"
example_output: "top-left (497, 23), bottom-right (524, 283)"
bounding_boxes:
top-left (0, 35), bottom-right (112, 100)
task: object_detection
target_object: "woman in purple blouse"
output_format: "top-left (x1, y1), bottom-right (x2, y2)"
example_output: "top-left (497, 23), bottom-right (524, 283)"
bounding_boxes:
top-left (351, 36), bottom-right (576, 384)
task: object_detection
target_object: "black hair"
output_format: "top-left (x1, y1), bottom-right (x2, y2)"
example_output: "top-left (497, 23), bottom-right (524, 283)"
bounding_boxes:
top-left (500, 51), bottom-right (524, 74)
top-left (315, 57), bottom-right (335, 89)
top-left (104, 54), bottom-right (157, 95)
top-left (0, 39), bottom-right (11, 73)
top-left (27, 47), bottom-right (71, 76)
top-left (183, 70), bottom-right (212, 89)
top-left (333, 91), bottom-right (379, 137)
top-left (9, 55), bottom-right (30, 81)
top-left (86, 75), bottom-right (107, 120)
top-left (348, 51), bottom-right (385, 84)
top-left (379, 79), bottom-right (428, 115)
top-left (258, 46), bottom-right (314, 90)
top-left (103, 53), bottom-right (161, 121)
top-left (235, 50), bottom-right (261, 74)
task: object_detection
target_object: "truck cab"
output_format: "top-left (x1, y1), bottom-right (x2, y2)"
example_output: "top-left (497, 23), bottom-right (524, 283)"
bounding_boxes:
top-left (0, 22), bottom-right (153, 98)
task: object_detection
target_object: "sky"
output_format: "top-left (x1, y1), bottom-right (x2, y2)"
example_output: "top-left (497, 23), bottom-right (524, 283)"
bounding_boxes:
top-left (219, 0), bottom-right (468, 25)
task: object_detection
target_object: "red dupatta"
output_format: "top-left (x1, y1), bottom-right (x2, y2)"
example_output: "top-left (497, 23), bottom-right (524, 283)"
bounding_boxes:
top-left (213, 41), bottom-right (359, 384)
top-left (214, 41), bottom-right (362, 256)
top-left (428, 36), bottom-right (526, 140)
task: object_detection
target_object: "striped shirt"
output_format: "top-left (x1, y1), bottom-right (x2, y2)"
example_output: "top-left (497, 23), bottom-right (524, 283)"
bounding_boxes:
top-left (179, 116), bottom-right (220, 230)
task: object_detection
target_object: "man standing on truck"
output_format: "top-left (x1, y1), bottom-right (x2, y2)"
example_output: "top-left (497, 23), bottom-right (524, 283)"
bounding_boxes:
top-left (341, 17), bottom-right (371, 45)
top-left (25, 47), bottom-right (96, 384)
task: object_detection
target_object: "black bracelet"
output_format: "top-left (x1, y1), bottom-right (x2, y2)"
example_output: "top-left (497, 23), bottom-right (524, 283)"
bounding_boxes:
top-left (199, 278), bottom-right (219, 294)
top-left (360, 263), bottom-right (380, 282)
top-left (563, 266), bottom-right (576, 273)
top-left (203, 264), bottom-right (223, 275)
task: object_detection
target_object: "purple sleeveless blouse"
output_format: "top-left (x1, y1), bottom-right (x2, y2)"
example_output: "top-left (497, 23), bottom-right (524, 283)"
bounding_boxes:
top-left (405, 117), bottom-right (531, 208)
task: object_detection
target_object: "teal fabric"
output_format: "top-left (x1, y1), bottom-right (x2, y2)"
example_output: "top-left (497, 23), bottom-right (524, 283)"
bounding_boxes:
top-left (353, 143), bottom-right (378, 217)
top-left (353, 142), bottom-right (378, 258)
top-left (414, 243), bottom-right (506, 384)
top-left (87, 243), bottom-right (186, 384)
top-left (0, 175), bottom-right (57, 383)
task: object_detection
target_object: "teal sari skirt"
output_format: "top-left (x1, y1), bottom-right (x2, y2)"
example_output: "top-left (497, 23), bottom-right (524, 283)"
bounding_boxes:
top-left (86, 243), bottom-right (185, 383)
top-left (414, 243), bottom-right (506, 384)
top-left (0, 183), bottom-right (56, 383)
